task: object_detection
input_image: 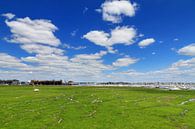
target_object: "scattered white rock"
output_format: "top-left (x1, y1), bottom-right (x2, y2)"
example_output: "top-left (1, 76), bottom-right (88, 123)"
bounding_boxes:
top-left (180, 98), bottom-right (195, 105)
top-left (34, 89), bottom-right (40, 92)
top-left (91, 98), bottom-right (103, 104)
top-left (87, 110), bottom-right (97, 117)
top-left (58, 118), bottom-right (63, 124)
top-left (180, 109), bottom-right (189, 116)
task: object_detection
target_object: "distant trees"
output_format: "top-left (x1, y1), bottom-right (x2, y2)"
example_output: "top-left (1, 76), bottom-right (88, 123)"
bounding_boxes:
top-left (30, 80), bottom-right (63, 85)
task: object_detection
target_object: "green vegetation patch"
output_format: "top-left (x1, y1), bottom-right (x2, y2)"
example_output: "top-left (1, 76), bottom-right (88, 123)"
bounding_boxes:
top-left (0, 86), bottom-right (195, 129)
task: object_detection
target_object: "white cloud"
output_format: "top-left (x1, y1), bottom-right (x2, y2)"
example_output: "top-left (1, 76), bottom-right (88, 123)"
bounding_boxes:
top-left (107, 46), bottom-right (118, 54)
top-left (5, 17), bottom-right (60, 47)
top-left (83, 26), bottom-right (137, 50)
top-left (70, 51), bottom-right (113, 74)
top-left (2, 13), bottom-right (15, 19)
top-left (112, 58), bottom-right (195, 82)
top-left (174, 38), bottom-right (179, 41)
top-left (138, 38), bottom-right (155, 48)
top-left (172, 58), bottom-right (195, 68)
top-left (1, 50), bottom-right (195, 82)
top-left (63, 43), bottom-right (86, 50)
top-left (178, 44), bottom-right (195, 56)
top-left (83, 31), bottom-right (109, 46)
top-left (3, 12), bottom-right (195, 82)
top-left (0, 53), bottom-right (28, 69)
top-left (21, 44), bottom-right (64, 55)
top-left (113, 57), bottom-right (138, 67)
top-left (21, 56), bottom-right (40, 63)
top-left (109, 26), bottom-right (136, 45)
top-left (18, 51), bottom-right (112, 81)
top-left (1, 15), bottom-right (118, 81)
top-left (71, 51), bottom-right (107, 61)
top-left (98, 0), bottom-right (137, 23)
top-left (4, 15), bottom-right (64, 56)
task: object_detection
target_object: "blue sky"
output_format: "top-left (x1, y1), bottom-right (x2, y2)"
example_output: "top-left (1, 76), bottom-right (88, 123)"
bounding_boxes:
top-left (0, 0), bottom-right (195, 82)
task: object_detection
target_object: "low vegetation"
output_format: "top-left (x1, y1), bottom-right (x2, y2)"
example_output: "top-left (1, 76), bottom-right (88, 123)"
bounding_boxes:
top-left (0, 86), bottom-right (195, 129)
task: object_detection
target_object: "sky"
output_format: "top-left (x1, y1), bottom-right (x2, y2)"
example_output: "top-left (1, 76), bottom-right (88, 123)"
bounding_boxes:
top-left (0, 0), bottom-right (195, 82)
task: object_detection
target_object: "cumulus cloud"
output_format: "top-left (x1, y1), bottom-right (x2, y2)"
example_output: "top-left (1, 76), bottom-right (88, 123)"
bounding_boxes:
top-left (70, 51), bottom-right (113, 74)
top-left (1, 14), bottom-right (115, 81)
top-left (113, 57), bottom-right (139, 67)
top-left (107, 46), bottom-right (118, 54)
top-left (178, 44), bottom-right (195, 56)
top-left (22, 54), bottom-right (69, 66)
top-left (2, 13), bottom-right (15, 19)
top-left (1, 14), bottom-right (116, 81)
top-left (98, 0), bottom-right (137, 23)
top-left (112, 57), bottom-right (195, 82)
top-left (0, 53), bottom-right (28, 69)
top-left (83, 31), bottom-right (109, 46)
top-left (83, 26), bottom-right (137, 51)
top-left (5, 16), bottom-right (60, 46)
top-left (3, 14), bottom-right (64, 56)
top-left (3, 12), bottom-right (195, 82)
top-left (172, 58), bottom-right (195, 68)
top-left (1, 50), bottom-right (195, 82)
top-left (109, 26), bottom-right (137, 45)
top-left (71, 51), bottom-right (107, 61)
top-left (138, 38), bottom-right (155, 48)
top-left (13, 51), bottom-right (112, 81)
top-left (21, 44), bottom-right (64, 55)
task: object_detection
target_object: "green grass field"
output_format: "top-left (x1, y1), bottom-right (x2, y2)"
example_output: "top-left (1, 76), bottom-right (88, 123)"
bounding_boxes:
top-left (0, 86), bottom-right (195, 129)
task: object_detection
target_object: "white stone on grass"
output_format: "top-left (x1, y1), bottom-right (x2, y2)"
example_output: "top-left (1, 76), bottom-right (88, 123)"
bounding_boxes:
top-left (180, 98), bottom-right (195, 105)
top-left (34, 89), bottom-right (40, 92)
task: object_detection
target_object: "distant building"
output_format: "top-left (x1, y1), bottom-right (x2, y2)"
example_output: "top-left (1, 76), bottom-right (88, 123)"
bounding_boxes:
top-left (0, 80), bottom-right (20, 85)
top-left (64, 81), bottom-right (78, 85)
top-left (67, 81), bottom-right (74, 85)
top-left (20, 81), bottom-right (30, 85)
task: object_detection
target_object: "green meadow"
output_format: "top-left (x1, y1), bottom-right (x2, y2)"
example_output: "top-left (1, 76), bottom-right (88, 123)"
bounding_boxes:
top-left (0, 86), bottom-right (195, 129)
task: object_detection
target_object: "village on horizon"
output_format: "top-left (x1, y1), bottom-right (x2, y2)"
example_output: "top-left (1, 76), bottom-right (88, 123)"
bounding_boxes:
top-left (1, 79), bottom-right (195, 91)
